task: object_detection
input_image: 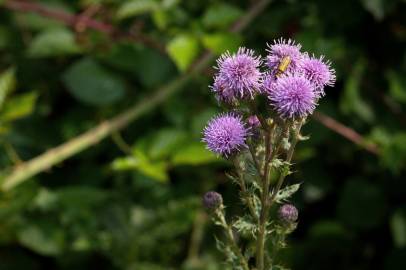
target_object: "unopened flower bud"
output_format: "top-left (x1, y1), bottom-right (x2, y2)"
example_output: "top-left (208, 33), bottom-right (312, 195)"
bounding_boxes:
top-left (247, 115), bottom-right (260, 128)
top-left (278, 204), bottom-right (298, 223)
top-left (203, 191), bottom-right (223, 210)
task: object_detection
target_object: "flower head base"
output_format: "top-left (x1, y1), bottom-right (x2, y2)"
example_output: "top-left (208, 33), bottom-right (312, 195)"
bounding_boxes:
top-left (300, 54), bottom-right (336, 98)
top-left (266, 38), bottom-right (302, 73)
top-left (278, 204), bottom-right (298, 224)
top-left (203, 191), bottom-right (223, 210)
top-left (203, 113), bottom-right (248, 157)
top-left (211, 47), bottom-right (262, 103)
top-left (268, 73), bottom-right (316, 119)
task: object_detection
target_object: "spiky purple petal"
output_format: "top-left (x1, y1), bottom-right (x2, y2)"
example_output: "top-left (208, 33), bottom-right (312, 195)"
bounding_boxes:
top-left (211, 47), bottom-right (262, 103)
top-left (268, 73), bottom-right (316, 119)
top-left (202, 113), bottom-right (248, 157)
top-left (300, 54), bottom-right (336, 97)
top-left (266, 38), bottom-right (303, 73)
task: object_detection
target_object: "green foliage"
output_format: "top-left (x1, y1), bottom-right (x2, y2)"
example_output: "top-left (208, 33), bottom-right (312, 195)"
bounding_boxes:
top-left (167, 34), bottom-right (200, 71)
top-left (62, 58), bottom-right (126, 105)
top-left (27, 27), bottom-right (82, 58)
top-left (0, 0), bottom-right (405, 269)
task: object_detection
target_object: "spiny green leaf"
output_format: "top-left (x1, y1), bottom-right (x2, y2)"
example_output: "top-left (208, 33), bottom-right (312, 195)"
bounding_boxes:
top-left (275, 183), bottom-right (301, 203)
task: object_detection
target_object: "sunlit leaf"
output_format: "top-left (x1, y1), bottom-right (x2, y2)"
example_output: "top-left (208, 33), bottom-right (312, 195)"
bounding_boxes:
top-left (202, 32), bottom-right (242, 54)
top-left (171, 142), bottom-right (218, 166)
top-left (0, 92), bottom-right (37, 122)
top-left (116, 0), bottom-right (159, 20)
top-left (167, 34), bottom-right (200, 71)
top-left (27, 28), bottom-right (81, 58)
top-left (202, 3), bottom-right (243, 29)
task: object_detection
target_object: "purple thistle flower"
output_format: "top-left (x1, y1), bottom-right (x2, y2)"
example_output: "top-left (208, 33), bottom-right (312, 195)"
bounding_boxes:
top-left (266, 38), bottom-right (303, 73)
top-left (261, 72), bottom-right (276, 94)
top-left (212, 76), bottom-right (236, 104)
top-left (211, 47), bottom-right (262, 102)
top-left (202, 113), bottom-right (249, 157)
top-left (268, 73), bottom-right (316, 119)
top-left (300, 54), bottom-right (336, 97)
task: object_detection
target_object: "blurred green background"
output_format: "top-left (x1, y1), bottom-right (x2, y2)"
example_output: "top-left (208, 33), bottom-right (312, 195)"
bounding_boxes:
top-left (0, 0), bottom-right (405, 269)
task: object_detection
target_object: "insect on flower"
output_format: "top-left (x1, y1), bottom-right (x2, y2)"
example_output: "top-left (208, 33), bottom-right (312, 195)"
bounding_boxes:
top-left (275, 56), bottom-right (291, 77)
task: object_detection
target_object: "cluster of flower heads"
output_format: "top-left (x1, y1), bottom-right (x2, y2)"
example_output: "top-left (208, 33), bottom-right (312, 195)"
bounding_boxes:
top-left (203, 38), bottom-right (336, 156)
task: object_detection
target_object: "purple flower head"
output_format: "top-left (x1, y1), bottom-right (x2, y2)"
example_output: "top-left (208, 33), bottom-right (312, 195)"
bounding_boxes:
top-left (203, 191), bottom-right (223, 210)
top-left (211, 47), bottom-right (262, 102)
top-left (278, 204), bottom-right (298, 223)
top-left (300, 54), bottom-right (336, 97)
top-left (261, 72), bottom-right (276, 94)
top-left (268, 73), bottom-right (316, 119)
top-left (202, 113), bottom-right (249, 157)
top-left (266, 38), bottom-right (303, 73)
top-left (212, 76), bottom-right (235, 104)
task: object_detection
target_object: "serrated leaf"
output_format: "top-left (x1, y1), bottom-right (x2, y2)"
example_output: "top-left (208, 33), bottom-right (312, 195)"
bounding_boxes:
top-left (275, 183), bottom-right (301, 203)
top-left (27, 28), bottom-right (81, 58)
top-left (202, 32), bottom-right (242, 54)
top-left (167, 34), bottom-right (200, 71)
top-left (233, 215), bottom-right (257, 237)
top-left (62, 58), bottom-right (125, 106)
top-left (0, 68), bottom-right (16, 110)
top-left (116, 0), bottom-right (159, 20)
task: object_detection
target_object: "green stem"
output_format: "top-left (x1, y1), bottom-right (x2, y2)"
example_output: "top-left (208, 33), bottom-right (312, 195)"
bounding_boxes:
top-left (215, 208), bottom-right (250, 270)
top-left (256, 125), bottom-right (274, 270)
top-left (233, 157), bottom-right (259, 221)
top-left (269, 119), bottom-right (304, 208)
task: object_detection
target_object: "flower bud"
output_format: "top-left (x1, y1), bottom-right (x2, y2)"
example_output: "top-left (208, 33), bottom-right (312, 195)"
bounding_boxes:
top-left (278, 204), bottom-right (298, 223)
top-left (203, 191), bottom-right (223, 210)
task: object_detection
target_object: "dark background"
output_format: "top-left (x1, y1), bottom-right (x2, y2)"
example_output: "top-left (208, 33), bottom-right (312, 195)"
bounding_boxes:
top-left (0, 0), bottom-right (405, 269)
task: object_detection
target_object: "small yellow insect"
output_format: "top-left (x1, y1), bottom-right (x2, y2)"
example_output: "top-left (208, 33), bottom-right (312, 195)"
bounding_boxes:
top-left (275, 56), bottom-right (291, 77)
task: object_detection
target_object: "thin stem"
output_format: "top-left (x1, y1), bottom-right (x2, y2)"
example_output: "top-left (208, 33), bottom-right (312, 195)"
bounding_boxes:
top-left (248, 141), bottom-right (262, 177)
top-left (256, 125), bottom-right (274, 270)
top-left (215, 208), bottom-right (250, 270)
top-left (233, 157), bottom-right (259, 221)
top-left (269, 119), bottom-right (304, 208)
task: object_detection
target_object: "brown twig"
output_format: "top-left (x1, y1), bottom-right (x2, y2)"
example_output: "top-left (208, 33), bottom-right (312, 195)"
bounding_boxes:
top-left (3, 0), bottom-right (166, 53)
top-left (0, 0), bottom-right (273, 191)
top-left (312, 111), bottom-right (380, 155)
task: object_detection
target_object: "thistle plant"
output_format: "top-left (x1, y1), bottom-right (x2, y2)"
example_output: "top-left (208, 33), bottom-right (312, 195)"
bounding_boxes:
top-left (202, 38), bottom-right (336, 270)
